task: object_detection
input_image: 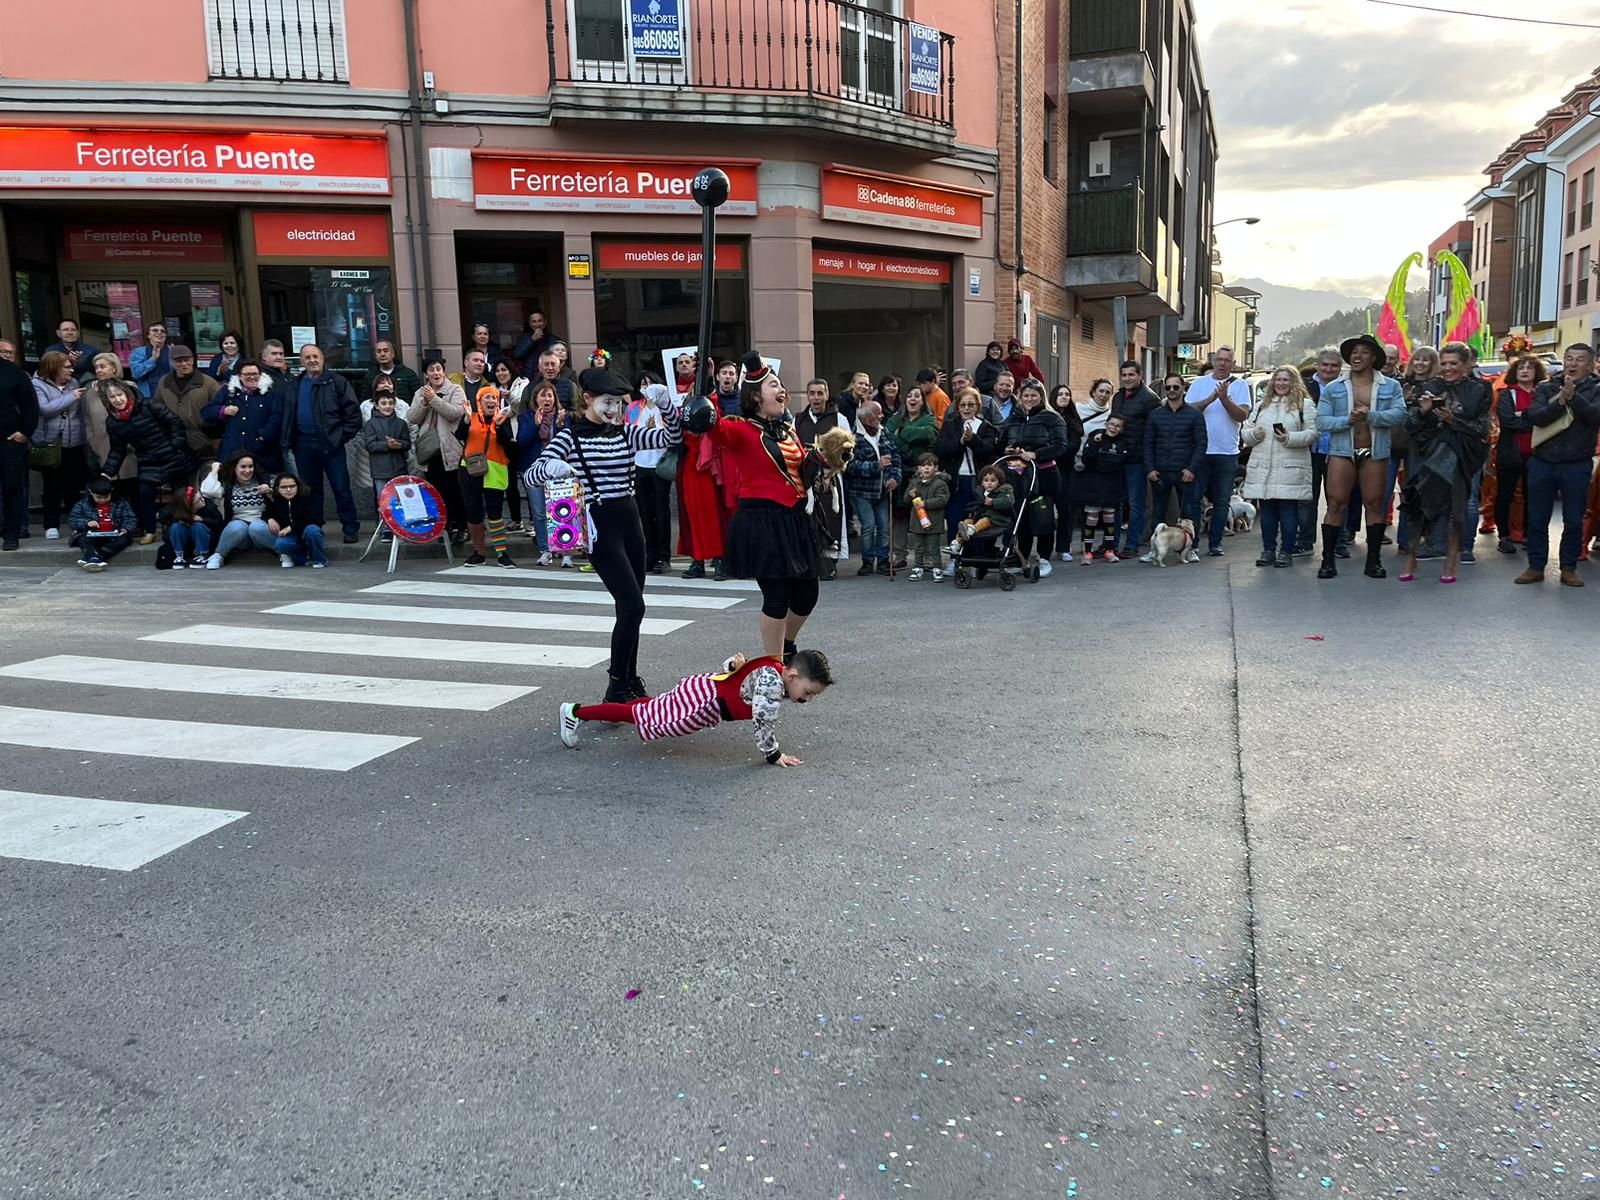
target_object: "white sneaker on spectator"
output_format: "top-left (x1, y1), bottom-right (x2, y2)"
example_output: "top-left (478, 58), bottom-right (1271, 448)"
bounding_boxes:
top-left (907, 567), bottom-right (925, 580)
top-left (1059, 550), bottom-right (1073, 563)
top-left (932, 568), bottom-right (944, 580)
top-left (1037, 558), bottom-right (1054, 577)
top-left (947, 539), bottom-right (962, 555)
top-left (205, 553), bottom-right (223, 570)
top-left (171, 555), bottom-right (186, 569)
top-left (280, 554), bottom-right (295, 568)
top-left (537, 551), bottom-right (553, 566)
top-left (188, 558), bottom-right (207, 569)
top-left (44, 528), bottom-right (60, 540)
top-left (1183, 548), bottom-right (1200, 563)
top-left (1139, 550), bottom-right (1155, 564)
top-left (561, 555), bottom-right (574, 568)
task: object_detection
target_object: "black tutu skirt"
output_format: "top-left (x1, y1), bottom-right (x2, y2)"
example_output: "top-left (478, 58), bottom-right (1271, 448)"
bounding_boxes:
top-left (725, 498), bottom-right (817, 579)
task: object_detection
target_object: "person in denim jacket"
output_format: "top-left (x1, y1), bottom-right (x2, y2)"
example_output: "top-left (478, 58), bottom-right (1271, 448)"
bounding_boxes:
top-left (1314, 334), bottom-right (1407, 580)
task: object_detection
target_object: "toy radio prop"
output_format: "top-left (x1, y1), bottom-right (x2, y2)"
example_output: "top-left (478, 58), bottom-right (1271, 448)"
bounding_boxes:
top-left (545, 477), bottom-right (589, 554)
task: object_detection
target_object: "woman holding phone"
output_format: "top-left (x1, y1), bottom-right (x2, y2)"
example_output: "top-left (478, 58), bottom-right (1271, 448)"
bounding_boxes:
top-left (1241, 365), bottom-right (1319, 567)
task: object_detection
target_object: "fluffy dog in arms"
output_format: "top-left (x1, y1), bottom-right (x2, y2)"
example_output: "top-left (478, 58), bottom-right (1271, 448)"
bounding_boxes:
top-left (1148, 519), bottom-right (1197, 566)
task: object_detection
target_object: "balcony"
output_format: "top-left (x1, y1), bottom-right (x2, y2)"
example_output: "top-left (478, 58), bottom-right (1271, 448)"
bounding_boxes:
top-left (545, 0), bottom-right (958, 155)
top-left (1067, 0), bottom-right (1152, 113)
top-left (1065, 184), bottom-right (1178, 318)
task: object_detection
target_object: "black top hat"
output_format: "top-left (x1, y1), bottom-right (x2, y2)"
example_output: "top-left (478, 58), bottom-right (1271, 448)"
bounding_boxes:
top-left (741, 351), bottom-right (771, 384)
top-left (1339, 334), bottom-right (1386, 367)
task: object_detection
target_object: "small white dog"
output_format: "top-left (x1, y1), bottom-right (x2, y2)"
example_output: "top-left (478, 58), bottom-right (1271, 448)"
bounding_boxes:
top-left (1149, 519), bottom-right (1196, 566)
top-left (1229, 493), bottom-right (1257, 534)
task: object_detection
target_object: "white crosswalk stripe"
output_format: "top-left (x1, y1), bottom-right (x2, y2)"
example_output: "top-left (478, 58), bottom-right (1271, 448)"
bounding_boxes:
top-left (0, 789), bottom-right (248, 871)
top-left (435, 566), bottom-right (762, 592)
top-left (0, 705), bottom-right (415, 770)
top-left (264, 600), bottom-right (690, 635)
top-left (2, 556), bottom-right (744, 870)
top-left (357, 579), bottom-right (744, 610)
top-left (0, 655), bottom-right (534, 710)
top-left (144, 623), bottom-right (611, 668)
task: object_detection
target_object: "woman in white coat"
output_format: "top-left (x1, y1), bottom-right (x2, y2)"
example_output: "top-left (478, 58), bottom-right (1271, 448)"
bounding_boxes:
top-left (1241, 365), bottom-right (1319, 567)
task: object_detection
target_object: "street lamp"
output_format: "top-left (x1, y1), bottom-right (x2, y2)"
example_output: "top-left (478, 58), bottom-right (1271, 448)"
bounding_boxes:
top-left (1214, 217), bottom-right (1262, 229)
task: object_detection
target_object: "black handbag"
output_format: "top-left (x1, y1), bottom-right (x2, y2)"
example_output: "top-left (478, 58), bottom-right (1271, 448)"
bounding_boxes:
top-left (28, 439), bottom-right (62, 471)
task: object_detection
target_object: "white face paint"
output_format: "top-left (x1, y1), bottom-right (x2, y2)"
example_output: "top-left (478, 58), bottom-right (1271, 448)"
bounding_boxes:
top-left (587, 393), bottom-right (626, 425)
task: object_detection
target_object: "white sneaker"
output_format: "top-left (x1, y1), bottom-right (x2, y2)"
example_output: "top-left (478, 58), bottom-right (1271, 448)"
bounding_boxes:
top-left (537, 551), bottom-right (553, 566)
top-left (1059, 550), bottom-right (1073, 563)
top-left (1037, 558), bottom-right (1053, 578)
top-left (1183, 548), bottom-right (1200, 563)
top-left (559, 702), bottom-right (582, 749)
top-left (907, 567), bottom-right (925, 580)
top-left (280, 554), bottom-right (295, 568)
top-left (947, 539), bottom-right (962, 555)
top-left (205, 553), bottom-right (223, 570)
top-left (44, 527), bottom-right (60, 540)
top-left (1139, 551), bottom-right (1155, 564)
top-left (561, 555), bottom-right (574, 568)
top-left (932, 568), bottom-right (944, 580)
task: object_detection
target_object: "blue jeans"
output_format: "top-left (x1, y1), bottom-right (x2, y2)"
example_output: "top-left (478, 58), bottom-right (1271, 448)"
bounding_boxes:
top-left (850, 492), bottom-right (889, 563)
top-left (292, 439), bottom-right (359, 538)
top-left (275, 524), bottom-right (327, 566)
top-left (1388, 451), bottom-right (1409, 546)
top-left (1202, 453), bottom-right (1238, 550)
top-left (1259, 499), bottom-right (1298, 557)
top-left (167, 522), bottom-right (213, 559)
top-left (1121, 462), bottom-right (1149, 553)
top-left (216, 518), bottom-right (276, 559)
top-left (947, 474), bottom-right (975, 540)
top-left (1462, 468), bottom-right (1482, 550)
top-left (526, 483), bottom-right (548, 551)
top-left (1525, 458), bottom-right (1591, 570)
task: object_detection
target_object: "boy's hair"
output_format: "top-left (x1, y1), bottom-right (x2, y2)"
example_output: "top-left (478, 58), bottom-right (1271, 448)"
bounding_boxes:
top-left (789, 649), bottom-right (834, 688)
top-left (977, 464), bottom-right (1006, 487)
top-left (88, 475), bottom-right (114, 497)
top-left (916, 453), bottom-right (939, 467)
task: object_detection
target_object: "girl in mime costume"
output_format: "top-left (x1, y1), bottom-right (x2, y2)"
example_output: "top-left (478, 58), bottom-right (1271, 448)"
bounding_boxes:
top-left (526, 366), bottom-right (682, 703)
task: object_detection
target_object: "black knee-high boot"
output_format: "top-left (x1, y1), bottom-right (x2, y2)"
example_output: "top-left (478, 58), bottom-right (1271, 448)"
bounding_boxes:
top-left (1318, 523), bottom-right (1340, 579)
top-left (1364, 523), bottom-right (1388, 578)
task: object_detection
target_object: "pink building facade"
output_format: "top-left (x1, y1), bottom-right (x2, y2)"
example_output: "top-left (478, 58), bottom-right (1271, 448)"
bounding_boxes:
top-left (0, 0), bottom-right (999, 391)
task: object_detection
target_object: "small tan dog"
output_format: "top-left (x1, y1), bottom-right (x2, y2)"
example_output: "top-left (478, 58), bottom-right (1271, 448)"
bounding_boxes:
top-left (1148, 519), bottom-right (1196, 566)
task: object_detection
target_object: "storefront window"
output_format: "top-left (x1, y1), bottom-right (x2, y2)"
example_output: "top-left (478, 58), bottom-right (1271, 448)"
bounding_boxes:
top-left (592, 240), bottom-right (748, 383)
top-left (812, 246), bottom-right (951, 393)
top-left (75, 280), bottom-right (145, 365)
top-left (259, 265), bottom-right (393, 370)
top-left (159, 280), bottom-right (226, 357)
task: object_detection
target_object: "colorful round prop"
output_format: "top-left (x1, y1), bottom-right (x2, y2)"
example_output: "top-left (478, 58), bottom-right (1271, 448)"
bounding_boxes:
top-left (378, 476), bottom-right (448, 544)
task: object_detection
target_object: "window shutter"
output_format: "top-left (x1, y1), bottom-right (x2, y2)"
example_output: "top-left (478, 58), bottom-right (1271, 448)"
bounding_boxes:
top-left (205, 0), bottom-right (349, 83)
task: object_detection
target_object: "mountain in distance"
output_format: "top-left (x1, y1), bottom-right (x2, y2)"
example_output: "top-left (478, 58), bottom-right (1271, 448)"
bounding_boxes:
top-left (1227, 277), bottom-right (1377, 346)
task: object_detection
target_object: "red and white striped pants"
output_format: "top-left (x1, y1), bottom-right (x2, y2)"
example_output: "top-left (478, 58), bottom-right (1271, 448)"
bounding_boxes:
top-left (577, 673), bottom-right (722, 742)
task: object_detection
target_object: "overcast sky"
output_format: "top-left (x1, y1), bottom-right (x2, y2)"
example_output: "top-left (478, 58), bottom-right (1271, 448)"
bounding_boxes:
top-left (1197, 0), bottom-right (1599, 297)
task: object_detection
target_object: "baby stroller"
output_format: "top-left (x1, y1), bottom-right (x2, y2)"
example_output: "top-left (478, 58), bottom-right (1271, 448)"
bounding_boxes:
top-left (949, 454), bottom-right (1036, 592)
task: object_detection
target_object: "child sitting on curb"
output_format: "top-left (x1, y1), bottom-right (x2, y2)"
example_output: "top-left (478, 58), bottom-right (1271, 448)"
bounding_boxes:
top-left (68, 476), bottom-right (138, 572)
top-left (265, 473), bottom-right (328, 568)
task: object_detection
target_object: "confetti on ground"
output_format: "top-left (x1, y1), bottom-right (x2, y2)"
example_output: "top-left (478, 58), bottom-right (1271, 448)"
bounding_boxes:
top-left (623, 988), bottom-right (641, 1001)
top-left (1303, 635), bottom-right (1326, 641)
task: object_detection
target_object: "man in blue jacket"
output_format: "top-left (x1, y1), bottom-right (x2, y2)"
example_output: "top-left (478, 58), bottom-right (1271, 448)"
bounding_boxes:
top-left (283, 344), bottom-right (362, 543)
top-left (1141, 375), bottom-right (1207, 562)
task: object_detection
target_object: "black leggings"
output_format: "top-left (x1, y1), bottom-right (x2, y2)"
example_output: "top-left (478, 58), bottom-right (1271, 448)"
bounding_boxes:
top-left (589, 497), bottom-right (647, 681)
top-left (757, 576), bottom-right (820, 621)
top-left (1013, 466), bottom-right (1058, 561)
top-left (1495, 462), bottom-right (1526, 536)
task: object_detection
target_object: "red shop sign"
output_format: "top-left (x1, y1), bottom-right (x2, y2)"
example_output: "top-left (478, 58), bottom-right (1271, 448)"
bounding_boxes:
top-left (595, 241), bottom-right (745, 273)
top-left (471, 152), bottom-right (760, 216)
top-left (820, 165), bottom-right (987, 239)
top-left (253, 210), bottom-right (391, 258)
top-left (66, 223), bottom-right (225, 262)
top-left (812, 248), bottom-right (951, 285)
top-left (0, 127), bottom-right (391, 195)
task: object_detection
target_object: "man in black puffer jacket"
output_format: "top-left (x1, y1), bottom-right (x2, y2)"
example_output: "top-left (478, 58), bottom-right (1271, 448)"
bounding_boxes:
top-left (1110, 360), bottom-right (1162, 557)
top-left (1142, 379), bottom-right (1207, 562)
top-left (1517, 342), bottom-right (1600, 586)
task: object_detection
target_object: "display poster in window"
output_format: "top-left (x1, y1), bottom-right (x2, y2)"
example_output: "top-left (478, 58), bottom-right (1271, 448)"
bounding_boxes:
top-left (188, 283), bottom-right (225, 356)
top-left (629, 0), bottom-right (683, 60)
top-left (106, 283), bottom-right (143, 364)
top-left (909, 25), bottom-right (941, 96)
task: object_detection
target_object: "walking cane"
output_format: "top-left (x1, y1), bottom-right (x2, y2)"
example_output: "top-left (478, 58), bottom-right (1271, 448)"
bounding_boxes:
top-left (689, 168), bottom-right (730, 406)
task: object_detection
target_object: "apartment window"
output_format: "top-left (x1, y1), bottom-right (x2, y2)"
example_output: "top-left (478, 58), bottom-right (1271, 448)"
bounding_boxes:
top-left (1581, 247), bottom-right (1592, 307)
top-left (205, 0), bottom-right (348, 82)
top-left (1563, 252), bottom-right (1574, 310)
top-left (1567, 179), bottom-right (1579, 236)
top-left (1043, 98), bottom-right (1058, 181)
top-left (1584, 170), bottom-right (1595, 231)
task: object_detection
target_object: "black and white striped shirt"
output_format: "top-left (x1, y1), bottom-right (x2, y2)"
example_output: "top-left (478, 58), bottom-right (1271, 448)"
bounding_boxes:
top-left (525, 409), bottom-right (682, 501)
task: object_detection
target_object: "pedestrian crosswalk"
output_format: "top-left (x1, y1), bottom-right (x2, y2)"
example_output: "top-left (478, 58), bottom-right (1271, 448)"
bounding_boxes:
top-left (0, 559), bottom-right (752, 872)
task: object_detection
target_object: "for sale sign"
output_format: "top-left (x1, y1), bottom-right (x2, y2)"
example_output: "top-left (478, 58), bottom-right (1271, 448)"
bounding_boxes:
top-left (630, 0), bottom-right (684, 60)
top-left (909, 24), bottom-right (941, 97)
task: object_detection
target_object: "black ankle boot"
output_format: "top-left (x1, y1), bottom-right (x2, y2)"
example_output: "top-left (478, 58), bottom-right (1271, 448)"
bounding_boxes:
top-left (1317, 523), bottom-right (1339, 579)
top-left (782, 640), bottom-right (797, 667)
top-left (1364, 524), bottom-right (1388, 578)
top-left (626, 675), bottom-right (648, 701)
top-left (603, 673), bottom-right (634, 704)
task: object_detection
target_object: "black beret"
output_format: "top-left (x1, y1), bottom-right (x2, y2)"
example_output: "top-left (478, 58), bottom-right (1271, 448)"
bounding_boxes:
top-left (578, 367), bottom-right (633, 396)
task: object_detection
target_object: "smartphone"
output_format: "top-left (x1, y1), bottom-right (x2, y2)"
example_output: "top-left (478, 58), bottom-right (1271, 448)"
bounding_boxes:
top-left (1273, 423), bottom-right (1285, 435)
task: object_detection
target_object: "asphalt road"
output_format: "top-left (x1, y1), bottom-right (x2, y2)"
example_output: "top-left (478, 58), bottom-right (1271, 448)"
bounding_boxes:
top-left (2, 535), bottom-right (1597, 1199)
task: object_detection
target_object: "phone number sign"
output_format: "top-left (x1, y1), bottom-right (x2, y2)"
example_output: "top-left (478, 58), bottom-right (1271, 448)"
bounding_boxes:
top-left (629, 0), bottom-right (683, 60)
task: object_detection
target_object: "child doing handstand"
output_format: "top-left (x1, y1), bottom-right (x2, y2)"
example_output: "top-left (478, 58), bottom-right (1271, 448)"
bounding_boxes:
top-left (949, 463), bottom-right (1014, 548)
top-left (559, 649), bottom-right (833, 767)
